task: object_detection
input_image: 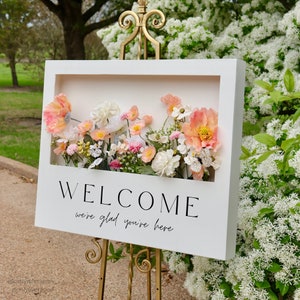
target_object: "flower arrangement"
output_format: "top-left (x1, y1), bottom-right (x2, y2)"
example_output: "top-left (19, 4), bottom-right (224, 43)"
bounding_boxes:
top-left (44, 93), bottom-right (220, 181)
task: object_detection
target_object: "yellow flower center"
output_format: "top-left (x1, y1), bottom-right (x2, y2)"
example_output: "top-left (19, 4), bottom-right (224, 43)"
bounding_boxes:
top-left (198, 126), bottom-right (213, 141)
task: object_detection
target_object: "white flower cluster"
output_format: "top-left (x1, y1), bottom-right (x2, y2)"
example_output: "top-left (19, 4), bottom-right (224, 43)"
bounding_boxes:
top-left (98, 0), bottom-right (300, 299)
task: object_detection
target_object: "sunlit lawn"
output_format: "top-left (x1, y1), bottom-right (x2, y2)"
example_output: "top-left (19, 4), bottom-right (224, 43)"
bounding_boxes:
top-left (0, 62), bottom-right (43, 167)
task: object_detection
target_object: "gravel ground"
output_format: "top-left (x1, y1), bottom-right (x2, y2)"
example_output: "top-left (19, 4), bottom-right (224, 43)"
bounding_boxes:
top-left (0, 157), bottom-right (195, 300)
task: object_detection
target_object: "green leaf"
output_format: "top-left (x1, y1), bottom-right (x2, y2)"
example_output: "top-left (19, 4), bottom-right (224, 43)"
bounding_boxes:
top-left (258, 207), bottom-right (274, 218)
top-left (240, 146), bottom-right (253, 160)
top-left (254, 133), bottom-right (276, 147)
top-left (255, 80), bottom-right (274, 92)
top-left (293, 107), bottom-right (300, 122)
top-left (253, 239), bottom-right (260, 249)
top-left (284, 69), bottom-right (295, 93)
top-left (255, 279), bottom-right (271, 289)
top-left (267, 289), bottom-right (278, 300)
top-left (276, 281), bottom-right (290, 296)
top-left (220, 281), bottom-right (233, 297)
top-left (290, 92), bottom-right (300, 98)
top-left (281, 138), bottom-right (296, 152)
top-left (268, 262), bottom-right (282, 273)
top-left (255, 150), bottom-right (275, 164)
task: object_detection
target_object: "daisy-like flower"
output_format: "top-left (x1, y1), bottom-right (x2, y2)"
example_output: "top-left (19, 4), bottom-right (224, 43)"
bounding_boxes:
top-left (151, 149), bottom-right (180, 177)
top-left (89, 141), bottom-right (103, 158)
top-left (148, 132), bottom-right (169, 143)
top-left (43, 93), bottom-right (71, 134)
top-left (171, 105), bottom-right (192, 120)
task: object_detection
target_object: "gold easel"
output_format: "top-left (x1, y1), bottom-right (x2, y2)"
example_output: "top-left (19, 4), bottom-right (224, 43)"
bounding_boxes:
top-left (86, 1), bottom-right (166, 299)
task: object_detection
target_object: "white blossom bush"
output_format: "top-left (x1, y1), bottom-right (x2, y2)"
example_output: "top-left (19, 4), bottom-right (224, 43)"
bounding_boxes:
top-left (99, 0), bottom-right (300, 299)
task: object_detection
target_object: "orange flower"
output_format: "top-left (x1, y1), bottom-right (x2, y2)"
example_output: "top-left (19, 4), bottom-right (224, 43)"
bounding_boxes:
top-left (78, 120), bottom-right (93, 136)
top-left (141, 146), bottom-right (156, 163)
top-left (90, 129), bottom-right (107, 141)
top-left (127, 105), bottom-right (139, 121)
top-left (53, 139), bottom-right (67, 155)
top-left (182, 108), bottom-right (218, 151)
top-left (161, 94), bottom-right (181, 115)
top-left (43, 93), bottom-right (72, 134)
top-left (142, 114), bottom-right (153, 126)
top-left (191, 166), bottom-right (205, 181)
top-left (129, 120), bottom-right (145, 135)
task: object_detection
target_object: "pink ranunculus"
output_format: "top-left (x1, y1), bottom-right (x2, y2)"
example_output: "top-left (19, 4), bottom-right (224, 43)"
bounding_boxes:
top-left (43, 93), bottom-right (72, 134)
top-left (109, 159), bottom-right (122, 170)
top-left (160, 93), bottom-right (182, 116)
top-left (141, 146), bottom-right (156, 163)
top-left (182, 108), bottom-right (218, 151)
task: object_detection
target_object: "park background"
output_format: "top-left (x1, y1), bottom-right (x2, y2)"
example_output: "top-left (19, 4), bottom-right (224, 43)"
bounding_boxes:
top-left (1, 0), bottom-right (300, 299)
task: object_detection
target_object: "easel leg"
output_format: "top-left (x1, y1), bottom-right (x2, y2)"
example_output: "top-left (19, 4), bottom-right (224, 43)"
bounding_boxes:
top-left (98, 239), bottom-right (108, 300)
top-left (155, 248), bottom-right (161, 300)
top-left (127, 244), bottom-right (133, 300)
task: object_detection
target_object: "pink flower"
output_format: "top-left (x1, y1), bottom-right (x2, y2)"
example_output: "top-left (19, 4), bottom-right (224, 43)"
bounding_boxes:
top-left (161, 94), bottom-right (181, 115)
top-left (142, 114), bottom-right (153, 126)
top-left (169, 131), bottom-right (181, 140)
top-left (44, 93), bottom-right (72, 134)
top-left (182, 108), bottom-right (218, 151)
top-left (128, 141), bottom-right (143, 153)
top-left (66, 143), bottom-right (78, 155)
top-left (129, 120), bottom-right (145, 135)
top-left (90, 129), bottom-right (108, 141)
top-left (53, 139), bottom-right (67, 155)
top-left (141, 146), bottom-right (156, 163)
top-left (77, 120), bottom-right (93, 136)
top-left (127, 105), bottom-right (139, 121)
top-left (192, 166), bottom-right (205, 181)
top-left (109, 159), bottom-right (122, 170)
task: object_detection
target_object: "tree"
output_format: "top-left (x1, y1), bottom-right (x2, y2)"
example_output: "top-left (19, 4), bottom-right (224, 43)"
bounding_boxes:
top-left (39, 0), bottom-right (134, 59)
top-left (0, 0), bottom-right (34, 87)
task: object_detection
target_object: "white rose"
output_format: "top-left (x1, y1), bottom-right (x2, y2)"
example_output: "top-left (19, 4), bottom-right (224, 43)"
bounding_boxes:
top-left (91, 101), bottom-right (120, 127)
top-left (151, 150), bottom-right (180, 177)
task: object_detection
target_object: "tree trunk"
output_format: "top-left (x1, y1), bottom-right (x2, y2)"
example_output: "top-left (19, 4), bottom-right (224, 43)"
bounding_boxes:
top-left (8, 53), bottom-right (19, 87)
top-left (63, 26), bottom-right (86, 59)
top-left (61, 1), bottom-right (86, 59)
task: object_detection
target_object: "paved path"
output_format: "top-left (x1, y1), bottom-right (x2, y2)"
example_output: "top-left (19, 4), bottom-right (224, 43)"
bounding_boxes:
top-left (0, 156), bottom-right (195, 299)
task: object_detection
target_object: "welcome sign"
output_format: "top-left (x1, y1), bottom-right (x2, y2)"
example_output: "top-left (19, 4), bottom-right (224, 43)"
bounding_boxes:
top-left (35, 59), bottom-right (245, 260)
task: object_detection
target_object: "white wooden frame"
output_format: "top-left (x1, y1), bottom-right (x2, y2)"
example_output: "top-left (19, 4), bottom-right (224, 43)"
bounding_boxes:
top-left (35, 59), bottom-right (245, 260)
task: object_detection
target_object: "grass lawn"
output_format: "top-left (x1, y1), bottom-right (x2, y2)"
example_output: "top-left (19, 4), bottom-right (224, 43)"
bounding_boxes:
top-left (0, 62), bottom-right (43, 88)
top-left (0, 62), bottom-right (43, 168)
